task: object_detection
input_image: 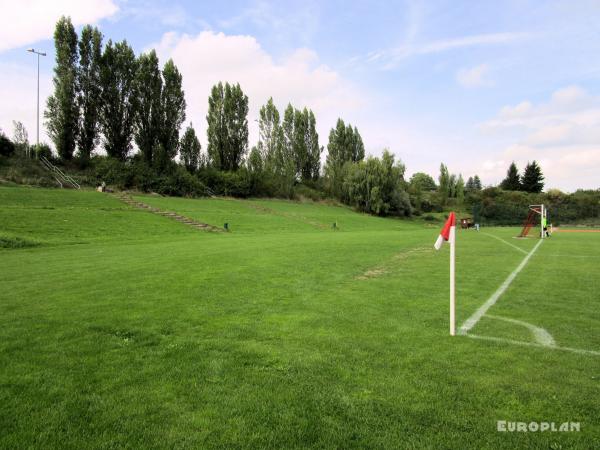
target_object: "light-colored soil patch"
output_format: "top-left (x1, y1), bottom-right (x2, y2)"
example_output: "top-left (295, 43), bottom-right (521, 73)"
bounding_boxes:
top-left (356, 245), bottom-right (432, 280)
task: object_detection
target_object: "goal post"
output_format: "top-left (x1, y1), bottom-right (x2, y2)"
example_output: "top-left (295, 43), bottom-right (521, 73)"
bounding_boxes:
top-left (518, 204), bottom-right (546, 238)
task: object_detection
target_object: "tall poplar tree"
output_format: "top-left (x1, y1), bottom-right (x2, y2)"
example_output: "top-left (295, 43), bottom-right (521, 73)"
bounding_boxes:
top-left (257, 97), bottom-right (281, 170)
top-left (207, 82), bottom-right (227, 169)
top-left (207, 82), bottom-right (248, 170)
top-left (134, 50), bottom-right (162, 163)
top-left (99, 40), bottom-right (138, 160)
top-left (438, 163), bottom-right (450, 206)
top-left (292, 107), bottom-right (308, 179)
top-left (325, 118), bottom-right (364, 195)
top-left (45, 16), bottom-right (78, 160)
top-left (159, 59), bottom-right (186, 165)
top-left (305, 109), bottom-right (321, 180)
top-left (76, 25), bottom-right (103, 163)
top-left (223, 83), bottom-right (248, 170)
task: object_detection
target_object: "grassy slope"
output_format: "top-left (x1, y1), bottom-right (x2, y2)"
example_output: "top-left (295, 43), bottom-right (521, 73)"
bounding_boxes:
top-left (1, 186), bottom-right (598, 449)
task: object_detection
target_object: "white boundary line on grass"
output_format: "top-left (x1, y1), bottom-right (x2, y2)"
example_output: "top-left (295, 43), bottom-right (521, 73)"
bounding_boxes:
top-left (459, 239), bottom-right (544, 335)
top-left (481, 232), bottom-right (529, 255)
top-left (487, 314), bottom-right (555, 347)
top-left (467, 333), bottom-right (600, 357)
top-left (459, 238), bottom-right (600, 357)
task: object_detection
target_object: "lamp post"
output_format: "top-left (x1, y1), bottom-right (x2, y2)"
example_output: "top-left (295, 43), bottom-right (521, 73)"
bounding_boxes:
top-left (27, 48), bottom-right (46, 150)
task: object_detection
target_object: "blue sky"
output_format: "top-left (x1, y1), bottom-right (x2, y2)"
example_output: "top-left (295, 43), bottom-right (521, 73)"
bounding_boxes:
top-left (2, 0), bottom-right (600, 190)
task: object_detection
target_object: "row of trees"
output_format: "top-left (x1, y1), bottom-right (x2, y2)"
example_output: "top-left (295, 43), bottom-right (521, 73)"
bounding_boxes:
top-left (15, 16), bottom-right (555, 218)
top-left (45, 17), bottom-right (186, 165)
top-left (500, 161), bottom-right (544, 193)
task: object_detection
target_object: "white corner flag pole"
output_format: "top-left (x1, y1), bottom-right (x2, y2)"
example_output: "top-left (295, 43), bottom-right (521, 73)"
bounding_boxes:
top-left (449, 224), bottom-right (456, 336)
top-left (434, 212), bottom-right (457, 336)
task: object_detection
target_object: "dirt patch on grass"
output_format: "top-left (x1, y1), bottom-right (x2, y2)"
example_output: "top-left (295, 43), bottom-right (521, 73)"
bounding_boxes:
top-left (355, 245), bottom-right (432, 280)
top-left (0, 235), bottom-right (42, 249)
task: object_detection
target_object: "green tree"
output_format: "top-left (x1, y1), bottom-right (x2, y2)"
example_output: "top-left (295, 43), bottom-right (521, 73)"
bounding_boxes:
top-left (449, 173), bottom-right (457, 198)
top-left (207, 82), bottom-right (226, 169)
top-left (325, 118), bottom-right (364, 196)
top-left (134, 50), bottom-right (162, 164)
top-left (473, 175), bottom-right (482, 191)
top-left (224, 83), bottom-right (248, 170)
top-left (347, 125), bottom-right (365, 162)
top-left (409, 172), bottom-right (436, 191)
top-left (341, 149), bottom-right (410, 216)
top-left (0, 131), bottom-right (16, 157)
top-left (76, 25), bottom-right (103, 163)
top-left (437, 163), bottom-right (450, 205)
top-left (179, 123), bottom-right (201, 172)
top-left (284, 106), bottom-right (321, 181)
top-left (247, 146), bottom-right (263, 174)
top-left (158, 59), bottom-right (186, 166)
top-left (500, 162), bottom-right (522, 191)
top-left (206, 82), bottom-right (248, 170)
top-left (305, 109), bottom-right (321, 180)
top-left (292, 107), bottom-right (308, 179)
top-left (521, 161), bottom-right (544, 193)
top-left (456, 174), bottom-right (465, 204)
top-left (257, 100), bottom-right (293, 196)
top-left (465, 176), bottom-right (475, 192)
top-left (99, 40), bottom-right (138, 160)
top-left (12, 121), bottom-right (29, 156)
top-left (45, 16), bottom-right (78, 160)
top-left (257, 98), bottom-right (283, 171)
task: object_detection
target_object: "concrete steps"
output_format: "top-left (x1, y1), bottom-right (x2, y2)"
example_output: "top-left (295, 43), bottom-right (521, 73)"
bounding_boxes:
top-left (112, 193), bottom-right (223, 233)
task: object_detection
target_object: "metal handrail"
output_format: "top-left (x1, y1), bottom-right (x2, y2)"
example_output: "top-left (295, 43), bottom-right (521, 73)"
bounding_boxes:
top-left (39, 156), bottom-right (80, 189)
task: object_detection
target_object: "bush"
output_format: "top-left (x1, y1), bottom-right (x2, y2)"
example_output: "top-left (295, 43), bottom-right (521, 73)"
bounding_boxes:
top-left (32, 143), bottom-right (53, 160)
top-left (294, 183), bottom-right (325, 201)
top-left (198, 168), bottom-right (252, 197)
top-left (0, 133), bottom-right (15, 157)
top-left (93, 156), bottom-right (134, 189)
top-left (153, 165), bottom-right (208, 197)
top-left (466, 187), bottom-right (600, 225)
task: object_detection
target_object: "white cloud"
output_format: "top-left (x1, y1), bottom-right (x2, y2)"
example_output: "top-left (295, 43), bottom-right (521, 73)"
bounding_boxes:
top-left (150, 30), bottom-right (366, 151)
top-left (0, 0), bottom-right (118, 53)
top-left (499, 101), bottom-right (533, 118)
top-left (456, 64), bottom-right (493, 88)
top-left (352, 32), bottom-right (531, 69)
top-left (551, 85), bottom-right (586, 105)
top-left (479, 85), bottom-right (600, 190)
top-left (217, 1), bottom-right (320, 47)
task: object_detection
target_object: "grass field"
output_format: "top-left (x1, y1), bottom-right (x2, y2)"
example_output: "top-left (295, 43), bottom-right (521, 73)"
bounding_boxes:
top-left (1, 185), bottom-right (599, 449)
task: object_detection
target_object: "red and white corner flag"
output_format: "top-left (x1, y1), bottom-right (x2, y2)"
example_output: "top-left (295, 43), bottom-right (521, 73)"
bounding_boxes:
top-left (434, 212), bottom-right (456, 250)
top-left (433, 212), bottom-right (457, 335)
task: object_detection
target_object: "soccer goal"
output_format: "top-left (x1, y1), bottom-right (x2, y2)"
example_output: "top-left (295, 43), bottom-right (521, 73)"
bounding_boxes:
top-left (518, 204), bottom-right (548, 238)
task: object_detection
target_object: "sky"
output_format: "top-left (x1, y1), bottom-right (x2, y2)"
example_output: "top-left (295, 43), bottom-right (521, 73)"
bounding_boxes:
top-left (1, 0), bottom-right (600, 191)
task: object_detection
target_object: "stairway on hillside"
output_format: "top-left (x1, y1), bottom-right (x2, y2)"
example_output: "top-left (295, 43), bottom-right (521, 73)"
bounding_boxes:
top-left (39, 156), bottom-right (80, 189)
top-left (113, 192), bottom-right (223, 233)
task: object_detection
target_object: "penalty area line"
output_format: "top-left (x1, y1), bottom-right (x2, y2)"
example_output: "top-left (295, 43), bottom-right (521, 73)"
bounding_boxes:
top-left (459, 238), bottom-right (544, 335)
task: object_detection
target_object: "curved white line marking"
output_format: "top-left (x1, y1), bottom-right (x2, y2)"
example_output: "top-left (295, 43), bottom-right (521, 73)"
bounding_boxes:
top-left (459, 239), bottom-right (544, 335)
top-left (467, 334), bottom-right (600, 357)
top-left (481, 232), bottom-right (528, 255)
top-left (487, 314), bottom-right (555, 347)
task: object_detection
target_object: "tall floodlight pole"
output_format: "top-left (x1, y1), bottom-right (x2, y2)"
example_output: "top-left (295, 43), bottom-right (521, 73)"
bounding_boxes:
top-left (27, 48), bottom-right (46, 149)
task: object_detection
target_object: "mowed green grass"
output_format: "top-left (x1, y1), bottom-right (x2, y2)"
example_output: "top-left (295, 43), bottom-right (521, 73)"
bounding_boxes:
top-left (1, 186), bottom-right (599, 449)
